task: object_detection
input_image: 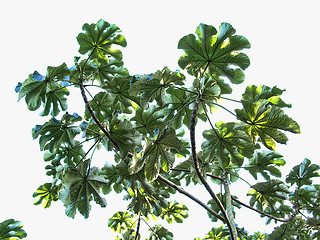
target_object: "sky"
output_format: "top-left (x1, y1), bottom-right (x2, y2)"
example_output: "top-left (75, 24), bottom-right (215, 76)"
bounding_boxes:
top-left (0, 0), bottom-right (320, 239)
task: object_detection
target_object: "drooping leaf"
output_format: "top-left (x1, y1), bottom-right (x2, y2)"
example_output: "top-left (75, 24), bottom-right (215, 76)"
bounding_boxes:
top-left (17, 63), bottom-right (70, 116)
top-left (266, 223), bottom-right (297, 240)
top-left (242, 85), bottom-right (292, 108)
top-left (32, 113), bottom-right (82, 153)
top-left (77, 19), bottom-right (127, 61)
top-left (108, 211), bottom-right (136, 233)
top-left (160, 200), bottom-right (189, 224)
top-left (245, 150), bottom-right (286, 180)
top-left (100, 163), bottom-right (124, 194)
top-left (131, 105), bottom-right (165, 135)
top-left (59, 160), bottom-right (108, 218)
top-left (202, 121), bottom-right (255, 168)
top-left (152, 67), bottom-right (186, 86)
top-left (178, 22), bottom-right (250, 83)
top-left (32, 183), bottom-right (60, 208)
top-left (142, 128), bottom-right (184, 181)
top-left (235, 100), bottom-right (300, 150)
top-left (146, 225), bottom-right (174, 240)
top-left (286, 158), bottom-right (320, 187)
top-left (0, 219), bottom-right (27, 239)
top-left (247, 179), bottom-right (290, 211)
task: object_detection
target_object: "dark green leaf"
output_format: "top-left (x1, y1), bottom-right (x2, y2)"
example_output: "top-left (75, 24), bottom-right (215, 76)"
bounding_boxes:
top-left (60, 160), bottom-right (108, 218)
top-left (93, 58), bottom-right (129, 84)
top-left (235, 100), bottom-right (300, 150)
top-left (17, 63), bottom-right (70, 116)
top-left (286, 158), bottom-right (320, 187)
top-left (32, 113), bottom-right (82, 153)
top-left (77, 19), bottom-right (126, 61)
top-left (247, 179), bottom-right (290, 211)
top-left (131, 105), bottom-right (165, 135)
top-left (289, 186), bottom-right (318, 206)
top-left (84, 92), bottom-right (114, 122)
top-left (146, 225), bottom-right (174, 240)
top-left (245, 150), bottom-right (286, 180)
top-left (0, 219), bottom-right (27, 239)
top-left (202, 121), bottom-right (255, 168)
top-left (178, 22), bottom-right (250, 83)
top-left (32, 183), bottom-right (60, 208)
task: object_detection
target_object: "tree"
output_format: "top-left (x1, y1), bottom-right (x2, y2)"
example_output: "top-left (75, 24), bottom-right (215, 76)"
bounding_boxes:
top-left (15, 19), bottom-right (320, 239)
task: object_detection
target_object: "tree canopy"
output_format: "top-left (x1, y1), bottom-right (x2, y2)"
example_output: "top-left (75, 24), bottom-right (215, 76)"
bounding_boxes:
top-left (14, 19), bottom-right (320, 240)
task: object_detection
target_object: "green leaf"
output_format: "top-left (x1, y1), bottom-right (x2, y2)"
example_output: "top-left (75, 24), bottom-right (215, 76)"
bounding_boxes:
top-left (84, 92), bottom-right (114, 122)
top-left (32, 183), bottom-right (60, 208)
top-left (146, 225), bottom-right (174, 240)
top-left (289, 185), bottom-right (318, 206)
top-left (93, 58), bottom-right (129, 84)
top-left (245, 150), bottom-right (286, 180)
top-left (0, 219), bottom-right (27, 239)
top-left (267, 223), bottom-right (297, 240)
top-left (160, 200), bottom-right (189, 224)
top-left (104, 118), bottom-right (142, 156)
top-left (17, 63), bottom-right (70, 116)
top-left (202, 121), bottom-right (255, 168)
top-left (77, 19), bottom-right (127, 61)
top-left (235, 100), bottom-right (300, 150)
top-left (178, 22), bottom-right (250, 83)
top-left (286, 158), bottom-right (320, 187)
top-left (108, 211), bottom-right (136, 233)
top-left (242, 85), bottom-right (292, 108)
top-left (60, 160), bottom-right (108, 218)
top-left (32, 113), bottom-right (82, 153)
top-left (131, 105), bottom-right (165, 135)
top-left (129, 67), bottom-right (185, 108)
top-left (247, 179), bottom-right (290, 211)
top-left (142, 128), bottom-right (184, 181)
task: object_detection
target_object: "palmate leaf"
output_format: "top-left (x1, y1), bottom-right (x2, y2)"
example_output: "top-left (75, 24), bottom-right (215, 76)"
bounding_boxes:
top-left (178, 22), bottom-right (250, 83)
top-left (202, 121), bottom-right (255, 168)
top-left (235, 100), bottom-right (300, 150)
top-left (129, 67), bottom-right (185, 109)
top-left (289, 186), bottom-right (318, 206)
top-left (160, 201), bottom-right (189, 224)
top-left (32, 183), bottom-right (60, 208)
top-left (17, 63), bottom-right (70, 116)
top-left (77, 19), bottom-right (127, 61)
top-left (84, 92), bottom-right (114, 122)
top-left (131, 105), bottom-right (165, 135)
top-left (286, 158), bottom-right (320, 187)
top-left (142, 128), bottom-right (184, 181)
top-left (60, 160), bottom-right (108, 218)
top-left (247, 179), bottom-right (290, 211)
top-left (146, 225), bottom-right (174, 240)
top-left (267, 223), bottom-right (298, 240)
top-left (245, 150), bottom-right (286, 180)
top-left (242, 85), bottom-right (292, 108)
top-left (0, 219), bottom-right (27, 239)
top-left (93, 58), bottom-right (129, 85)
top-left (108, 211), bottom-right (136, 233)
top-left (32, 113), bottom-right (82, 153)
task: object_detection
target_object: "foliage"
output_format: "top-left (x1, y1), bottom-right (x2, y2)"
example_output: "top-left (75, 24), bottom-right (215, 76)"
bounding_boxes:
top-left (0, 219), bottom-right (27, 239)
top-left (16, 19), bottom-right (319, 239)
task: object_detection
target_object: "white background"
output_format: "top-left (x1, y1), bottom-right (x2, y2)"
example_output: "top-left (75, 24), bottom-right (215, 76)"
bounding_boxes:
top-left (0, 0), bottom-right (319, 239)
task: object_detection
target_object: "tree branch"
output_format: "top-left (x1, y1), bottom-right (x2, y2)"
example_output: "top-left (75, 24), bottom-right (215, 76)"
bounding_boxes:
top-left (157, 175), bottom-right (225, 222)
top-left (190, 97), bottom-right (236, 240)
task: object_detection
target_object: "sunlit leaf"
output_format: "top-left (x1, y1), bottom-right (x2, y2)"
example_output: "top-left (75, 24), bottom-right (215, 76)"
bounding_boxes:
top-left (160, 200), bottom-right (189, 224)
top-left (108, 211), bottom-right (136, 233)
top-left (84, 92), bottom-right (114, 122)
top-left (235, 100), bottom-right (300, 150)
top-left (0, 219), bottom-right (27, 239)
top-left (146, 225), bottom-right (174, 240)
top-left (93, 58), bottom-right (129, 84)
top-left (178, 22), bottom-right (250, 83)
top-left (32, 183), bottom-right (60, 208)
